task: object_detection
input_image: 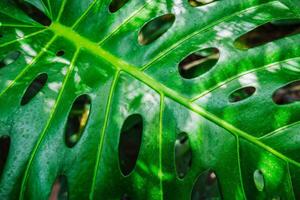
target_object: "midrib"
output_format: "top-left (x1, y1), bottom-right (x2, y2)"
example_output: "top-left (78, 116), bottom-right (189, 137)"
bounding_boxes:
top-left (49, 22), bottom-right (300, 168)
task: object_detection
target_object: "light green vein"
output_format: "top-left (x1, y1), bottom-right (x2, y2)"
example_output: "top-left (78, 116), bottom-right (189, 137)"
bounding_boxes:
top-left (0, 28), bottom-right (48, 48)
top-left (39, 0), bottom-right (51, 18)
top-left (56, 0), bottom-right (68, 22)
top-left (19, 47), bottom-right (80, 199)
top-left (0, 10), bottom-right (39, 27)
top-left (287, 163), bottom-right (296, 200)
top-left (0, 33), bottom-right (55, 99)
top-left (97, 0), bottom-right (152, 45)
top-left (236, 137), bottom-right (246, 199)
top-left (259, 119), bottom-right (300, 140)
top-left (71, 0), bottom-right (98, 29)
top-left (158, 94), bottom-right (164, 200)
top-left (50, 22), bottom-right (300, 171)
top-left (89, 70), bottom-right (120, 199)
top-left (46, 0), bottom-right (53, 19)
top-left (0, 24), bottom-right (39, 28)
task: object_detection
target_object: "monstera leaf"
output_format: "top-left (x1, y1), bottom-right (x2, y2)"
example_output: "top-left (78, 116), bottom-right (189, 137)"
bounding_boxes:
top-left (0, 0), bottom-right (300, 199)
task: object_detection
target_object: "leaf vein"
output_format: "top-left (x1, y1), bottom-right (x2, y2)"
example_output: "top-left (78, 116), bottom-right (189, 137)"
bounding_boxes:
top-left (89, 70), bottom-right (120, 199)
top-left (19, 47), bottom-right (80, 199)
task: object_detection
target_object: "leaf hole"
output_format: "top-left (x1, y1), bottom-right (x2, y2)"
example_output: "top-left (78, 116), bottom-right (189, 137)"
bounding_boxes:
top-left (118, 114), bottom-right (143, 176)
top-left (0, 51), bottom-right (21, 69)
top-left (272, 80), bottom-right (300, 105)
top-left (14, 0), bottom-right (51, 26)
top-left (56, 50), bottom-right (65, 57)
top-left (65, 94), bottom-right (91, 148)
top-left (0, 136), bottom-right (10, 178)
top-left (253, 169), bottom-right (265, 192)
top-left (191, 169), bottom-right (222, 200)
top-left (188, 0), bottom-right (216, 7)
top-left (109, 0), bottom-right (130, 13)
top-left (175, 132), bottom-right (192, 179)
top-left (229, 86), bottom-right (256, 103)
top-left (234, 19), bottom-right (300, 50)
top-left (179, 47), bottom-right (220, 79)
top-left (138, 14), bottom-right (175, 45)
top-left (21, 73), bottom-right (48, 106)
top-left (49, 175), bottom-right (68, 200)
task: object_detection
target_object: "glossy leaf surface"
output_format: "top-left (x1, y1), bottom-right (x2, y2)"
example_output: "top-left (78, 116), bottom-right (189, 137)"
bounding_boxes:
top-left (0, 0), bottom-right (300, 199)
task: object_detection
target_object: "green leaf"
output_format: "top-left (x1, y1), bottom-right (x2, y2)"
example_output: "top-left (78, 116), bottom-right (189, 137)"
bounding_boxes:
top-left (0, 0), bottom-right (300, 199)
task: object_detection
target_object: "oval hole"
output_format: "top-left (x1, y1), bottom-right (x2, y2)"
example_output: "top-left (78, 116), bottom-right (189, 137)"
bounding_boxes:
top-left (273, 80), bottom-right (300, 105)
top-left (179, 47), bottom-right (220, 79)
top-left (0, 136), bottom-right (10, 178)
top-left (0, 51), bottom-right (21, 69)
top-left (138, 14), bottom-right (175, 45)
top-left (175, 132), bottom-right (192, 179)
top-left (192, 169), bottom-right (222, 200)
top-left (188, 0), bottom-right (216, 7)
top-left (118, 114), bottom-right (143, 176)
top-left (56, 50), bottom-right (65, 57)
top-left (234, 19), bottom-right (300, 50)
top-left (14, 1), bottom-right (51, 26)
top-left (253, 169), bottom-right (264, 192)
top-left (21, 73), bottom-right (48, 106)
top-left (65, 94), bottom-right (91, 148)
top-left (109, 0), bottom-right (130, 13)
top-left (229, 86), bottom-right (256, 103)
top-left (49, 175), bottom-right (68, 200)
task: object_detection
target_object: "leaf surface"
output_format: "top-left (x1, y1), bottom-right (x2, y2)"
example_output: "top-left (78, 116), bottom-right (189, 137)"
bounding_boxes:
top-left (0, 0), bottom-right (300, 199)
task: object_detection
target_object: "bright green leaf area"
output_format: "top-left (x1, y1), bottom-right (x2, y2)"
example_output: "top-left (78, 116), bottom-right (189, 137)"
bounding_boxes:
top-left (0, 0), bottom-right (300, 199)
